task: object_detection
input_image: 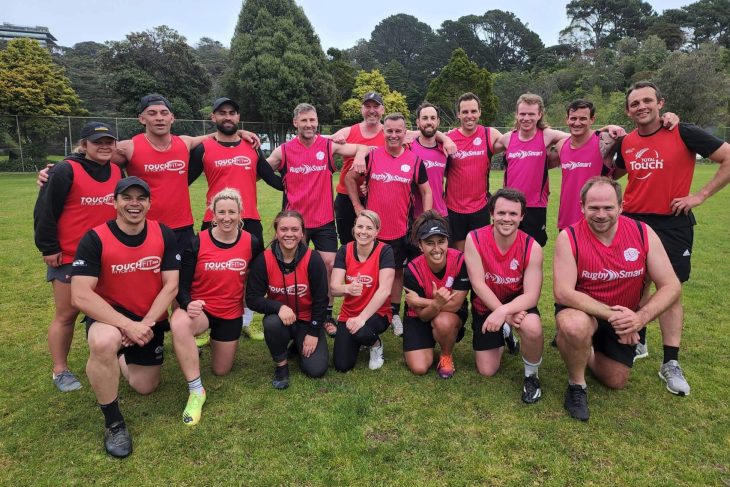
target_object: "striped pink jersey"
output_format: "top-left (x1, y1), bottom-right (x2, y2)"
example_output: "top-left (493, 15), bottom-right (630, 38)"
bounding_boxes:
top-left (504, 130), bottom-right (549, 208)
top-left (558, 132), bottom-right (611, 230)
top-left (445, 126), bottom-right (493, 213)
top-left (567, 215), bottom-right (648, 311)
top-left (410, 138), bottom-right (447, 216)
top-left (365, 146), bottom-right (421, 240)
top-left (280, 135), bottom-right (335, 228)
top-left (470, 225), bottom-right (534, 314)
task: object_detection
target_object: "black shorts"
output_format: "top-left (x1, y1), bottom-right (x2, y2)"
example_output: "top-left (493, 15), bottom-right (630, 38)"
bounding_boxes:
top-left (203, 310), bottom-right (243, 342)
top-left (554, 304), bottom-right (636, 368)
top-left (448, 206), bottom-right (491, 242)
top-left (85, 306), bottom-right (166, 367)
top-left (306, 221), bottom-right (339, 253)
top-left (46, 263), bottom-right (73, 284)
top-left (201, 219), bottom-right (264, 246)
top-left (173, 226), bottom-right (195, 255)
top-left (402, 309), bottom-right (467, 352)
top-left (519, 207), bottom-right (548, 247)
top-left (381, 236), bottom-right (409, 269)
top-left (472, 307), bottom-right (540, 351)
top-left (334, 193), bottom-right (364, 246)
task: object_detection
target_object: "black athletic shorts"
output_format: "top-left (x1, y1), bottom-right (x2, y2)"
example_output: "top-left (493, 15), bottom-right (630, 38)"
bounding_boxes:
top-left (334, 193), bottom-right (365, 246)
top-left (173, 226), bottom-right (195, 256)
top-left (46, 263), bottom-right (73, 284)
top-left (402, 309), bottom-right (467, 353)
top-left (85, 306), bottom-right (167, 367)
top-left (201, 218), bottom-right (264, 246)
top-left (448, 206), bottom-right (491, 243)
top-left (306, 221), bottom-right (339, 253)
top-left (472, 306), bottom-right (540, 351)
top-left (519, 207), bottom-right (548, 247)
top-left (381, 236), bottom-right (409, 269)
top-left (203, 310), bottom-right (243, 342)
top-left (554, 304), bottom-right (636, 368)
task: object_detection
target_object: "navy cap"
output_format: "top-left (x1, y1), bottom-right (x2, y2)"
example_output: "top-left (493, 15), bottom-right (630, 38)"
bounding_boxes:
top-left (139, 94), bottom-right (172, 113)
top-left (212, 97), bottom-right (240, 113)
top-left (417, 220), bottom-right (450, 240)
top-left (114, 176), bottom-right (151, 198)
top-left (79, 122), bottom-right (117, 142)
top-left (362, 92), bottom-right (384, 106)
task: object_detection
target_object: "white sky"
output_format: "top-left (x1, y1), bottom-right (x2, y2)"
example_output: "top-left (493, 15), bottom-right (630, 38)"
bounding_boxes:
top-left (5, 0), bottom-right (692, 51)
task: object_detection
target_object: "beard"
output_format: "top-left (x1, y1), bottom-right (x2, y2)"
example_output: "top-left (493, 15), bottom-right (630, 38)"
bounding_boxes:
top-left (216, 122), bottom-right (238, 136)
top-left (419, 125), bottom-right (437, 138)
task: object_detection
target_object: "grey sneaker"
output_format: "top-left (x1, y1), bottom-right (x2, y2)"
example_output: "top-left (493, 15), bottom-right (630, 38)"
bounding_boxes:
top-left (634, 341), bottom-right (648, 362)
top-left (104, 421), bottom-right (132, 458)
top-left (53, 370), bottom-right (82, 392)
top-left (369, 342), bottom-right (384, 370)
top-left (659, 360), bottom-right (690, 396)
top-left (391, 315), bottom-right (403, 337)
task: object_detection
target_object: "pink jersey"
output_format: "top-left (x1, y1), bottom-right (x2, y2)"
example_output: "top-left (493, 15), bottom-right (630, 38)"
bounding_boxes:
top-left (503, 130), bottom-right (549, 208)
top-left (445, 126), bottom-right (493, 213)
top-left (568, 215), bottom-right (648, 310)
top-left (558, 132), bottom-right (611, 230)
top-left (280, 135), bottom-right (336, 228)
top-left (410, 138), bottom-right (447, 216)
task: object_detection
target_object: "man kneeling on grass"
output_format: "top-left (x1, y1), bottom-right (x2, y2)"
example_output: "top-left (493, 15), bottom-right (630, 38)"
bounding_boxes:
top-left (553, 177), bottom-right (681, 422)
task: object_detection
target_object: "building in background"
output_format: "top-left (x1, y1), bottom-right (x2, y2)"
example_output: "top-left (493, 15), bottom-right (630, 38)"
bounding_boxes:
top-left (0, 23), bottom-right (57, 47)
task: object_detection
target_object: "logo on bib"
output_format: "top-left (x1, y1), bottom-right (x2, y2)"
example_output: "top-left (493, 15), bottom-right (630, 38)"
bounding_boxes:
top-left (628, 148), bottom-right (664, 179)
top-left (473, 137), bottom-right (482, 146)
top-left (214, 156), bottom-right (251, 169)
top-left (111, 256), bottom-right (162, 274)
top-left (581, 268), bottom-right (644, 281)
top-left (144, 160), bottom-right (186, 174)
top-left (316, 151), bottom-right (325, 161)
top-left (561, 161), bottom-right (592, 171)
top-left (624, 248), bottom-right (639, 262)
top-left (204, 258), bottom-right (248, 274)
top-left (268, 284), bottom-right (309, 297)
top-left (510, 258), bottom-right (519, 270)
top-left (400, 164), bottom-right (411, 172)
top-left (507, 150), bottom-right (544, 160)
top-left (485, 272), bottom-right (522, 285)
top-left (81, 194), bottom-right (114, 206)
top-left (371, 172), bottom-right (410, 183)
top-left (423, 159), bottom-right (446, 170)
top-left (290, 164), bottom-right (326, 175)
top-left (346, 274), bottom-right (374, 288)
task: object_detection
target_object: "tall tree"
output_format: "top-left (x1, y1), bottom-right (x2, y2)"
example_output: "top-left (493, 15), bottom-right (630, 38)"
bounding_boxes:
top-left (643, 18), bottom-right (684, 51)
top-left (327, 48), bottom-right (356, 123)
top-left (54, 42), bottom-right (113, 116)
top-left (437, 19), bottom-right (491, 68)
top-left (194, 37), bottom-right (230, 102)
top-left (678, 0), bottom-right (730, 49)
top-left (339, 70), bottom-right (409, 125)
top-left (424, 48), bottom-right (498, 126)
top-left (99, 26), bottom-right (211, 119)
top-left (560, 0), bottom-right (656, 50)
top-left (224, 0), bottom-right (337, 148)
top-left (465, 10), bottom-right (544, 72)
top-left (344, 39), bottom-right (379, 72)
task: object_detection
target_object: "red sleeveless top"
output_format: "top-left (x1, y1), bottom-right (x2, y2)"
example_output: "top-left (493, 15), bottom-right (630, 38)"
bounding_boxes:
top-left (336, 123), bottom-right (385, 196)
top-left (339, 241), bottom-right (392, 321)
top-left (264, 248), bottom-right (314, 321)
top-left (405, 248), bottom-right (467, 318)
top-left (445, 126), bottom-right (493, 213)
top-left (503, 130), bottom-right (550, 208)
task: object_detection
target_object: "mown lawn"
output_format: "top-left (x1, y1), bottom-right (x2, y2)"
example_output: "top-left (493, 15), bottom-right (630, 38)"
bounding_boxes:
top-left (1, 166), bottom-right (728, 486)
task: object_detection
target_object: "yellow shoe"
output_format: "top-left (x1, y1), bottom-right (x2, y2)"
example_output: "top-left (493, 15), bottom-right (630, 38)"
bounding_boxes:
top-left (182, 389), bottom-right (206, 426)
top-left (195, 332), bottom-right (210, 348)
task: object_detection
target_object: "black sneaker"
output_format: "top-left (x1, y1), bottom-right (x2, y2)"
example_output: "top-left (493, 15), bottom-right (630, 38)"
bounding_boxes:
top-left (272, 364), bottom-right (290, 390)
top-left (564, 384), bottom-right (589, 422)
top-left (522, 375), bottom-right (541, 404)
top-left (550, 330), bottom-right (558, 348)
top-left (504, 327), bottom-right (520, 355)
top-left (104, 421), bottom-right (132, 458)
top-left (324, 317), bottom-right (337, 337)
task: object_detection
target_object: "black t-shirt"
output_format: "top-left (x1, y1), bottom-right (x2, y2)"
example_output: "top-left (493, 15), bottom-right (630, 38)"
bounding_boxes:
top-left (177, 229), bottom-right (263, 309)
top-left (333, 242), bottom-right (396, 270)
top-left (71, 220), bottom-right (180, 277)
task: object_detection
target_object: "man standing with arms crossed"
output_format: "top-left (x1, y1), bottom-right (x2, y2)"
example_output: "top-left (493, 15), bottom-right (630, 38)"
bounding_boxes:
top-left (554, 177), bottom-right (681, 421)
top-left (613, 81), bottom-right (730, 394)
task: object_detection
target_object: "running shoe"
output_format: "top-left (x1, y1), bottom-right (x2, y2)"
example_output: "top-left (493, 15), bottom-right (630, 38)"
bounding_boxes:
top-left (564, 384), bottom-right (589, 422)
top-left (392, 315), bottom-right (403, 337)
top-left (104, 421), bottom-right (132, 458)
top-left (195, 333), bottom-right (210, 348)
top-left (324, 317), bottom-right (337, 337)
top-left (522, 375), bottom-right (541, 403)
top-left (182, 389), bottom-right (207, 426)
top-left (634, 341), bottom-right (648, 361)
top-left (659, 360), bottom-right (690, 396)
top-left (241, 323), bottom-right (265, 341)
top-left (437, 354), bottom-right (455, 379)
top-left (369, 342), bottom-right (384, 370)
top-left (550, 330), bottom-right (558, 348)
top-left (53, 370), bottom-right (82, 392)
top-left (272, 364), bottom-right (290, 390)
top-left (504, 327), bottom-right (521, 355)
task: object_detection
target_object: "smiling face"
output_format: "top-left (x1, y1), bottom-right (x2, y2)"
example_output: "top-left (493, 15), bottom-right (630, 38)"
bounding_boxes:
top-left (457, 99), bottom-right (481, 133)
top-left (138, 105), bottom-right (174, 136)
top-left (114, 186), bottom-right (150, 226)
top-left (213, 198), bottom-right (241, 234)
top-left (293, 109), bottom-right (318, 141)
top-left (353, 215), bottom-right (378, 247)
top-left (276, 216), bottom-right (304, 251)
top-left (419, 234), bottom-right (449, 268)
top-left (212, 104), bottom-right (240, 136)
top-left (361, 100), bottom-right (385, 126)
top-left (491, 197), bottom-right (524, 239)
top-left (582, 183), bottom-right (622, 234)
top-left (416, 106), bottom-right (439, 138)
top-left (383, 118), bottom-right (407, 151)
top-left (84, 137), bottom-right (116, 163)
top-left (516, 102), bottom-right (542, 133)
top-left (566, 107), bottom-right (595, 137)
top-left (625, 87), bottom-right (664, 130)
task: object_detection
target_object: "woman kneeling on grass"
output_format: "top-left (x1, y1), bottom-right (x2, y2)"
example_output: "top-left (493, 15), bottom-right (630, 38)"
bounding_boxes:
top-left (246, 210), bottom-right (329, 389)
top-left (170, 188), bottom-right (262, 425)
top-left (330, 210), bottom-right (395, 372)
top-left (402, 210), bottom-right (470, 378)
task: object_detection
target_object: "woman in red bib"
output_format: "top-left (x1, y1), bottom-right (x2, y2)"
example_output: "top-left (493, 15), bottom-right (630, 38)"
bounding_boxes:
top-left (170, 188), bottom-right (262, 426)
top-left (403, 210), bottom-right (470, 378)
top-left (246, 210), bottom-right (329, 389)
top-left (330, 210), bottom-right (395, 372)
top-left (33, 122), bottom-right (122, 392)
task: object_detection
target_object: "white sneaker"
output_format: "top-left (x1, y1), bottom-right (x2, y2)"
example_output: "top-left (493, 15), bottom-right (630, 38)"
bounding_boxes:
top-left (369, 342), bottom-right (384, 370)
top-left (634, 341), bottom-right (648, 362)
top-left (392, 315), bottom-right (403, 337)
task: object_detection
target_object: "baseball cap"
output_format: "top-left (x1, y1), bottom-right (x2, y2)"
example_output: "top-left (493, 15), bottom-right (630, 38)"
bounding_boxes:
top-left (114, 176), bottom-right (151, 198)
top-left (139, 94), bottom-right (172, 113)
top-left (212, 97), bottom-right (240, 113)
top-left (79, 122), bottom-right (117, 142)
top-left (417, 220), bottom-right (450, 240)
top-left (362, 92), bottom-right (384, 106)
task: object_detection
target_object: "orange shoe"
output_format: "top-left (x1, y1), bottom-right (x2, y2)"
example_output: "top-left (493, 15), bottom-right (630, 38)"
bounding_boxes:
top-left (437, 354), bottom-right (455, 379)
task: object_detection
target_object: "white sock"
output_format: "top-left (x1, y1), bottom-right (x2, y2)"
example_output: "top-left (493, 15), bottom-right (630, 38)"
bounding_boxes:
top-left (187, 376), bottom-right (204, 395)
top-left (569, 380), bottom-right (587, 390)
top-left (523, 357), bottom-right (542, 377)
top-left (241, 307), bottom-right (254, 327)
top-left (502, 322), bottom-right (511, 338)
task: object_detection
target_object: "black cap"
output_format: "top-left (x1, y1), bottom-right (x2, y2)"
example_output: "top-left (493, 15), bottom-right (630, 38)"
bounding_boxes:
top-left (79, 122), bottom-right (117, 142)
top-left (417, 220), bottom-right (450, 240)
top-left (212, 97), bottom-right (240, 113)
top-left (362, 92), bottom-right (384, 106)
top-left (139, 94), bottom-right (172, 113)
top-left (114, 176), bottom-right (151, 198)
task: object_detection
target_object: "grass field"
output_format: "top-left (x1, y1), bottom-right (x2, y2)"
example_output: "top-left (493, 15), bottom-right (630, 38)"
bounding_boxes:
top-left (1, 167), bottom-right (729, 486)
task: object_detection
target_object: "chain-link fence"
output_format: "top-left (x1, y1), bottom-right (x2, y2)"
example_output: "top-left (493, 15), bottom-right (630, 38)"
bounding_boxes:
top-left (1, 115), bottom-right (727, 172)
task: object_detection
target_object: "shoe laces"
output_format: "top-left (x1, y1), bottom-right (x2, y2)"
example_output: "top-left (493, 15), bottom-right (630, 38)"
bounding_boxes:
top-left (438, 355), bottom-right (454, 371)
top-left (567, 386), bottom-right (586, 405)
top-left (664, 361), bottom-right (685, 378)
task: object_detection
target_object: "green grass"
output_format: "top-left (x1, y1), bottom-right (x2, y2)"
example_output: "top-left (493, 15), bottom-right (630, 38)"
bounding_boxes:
top-left (1, 167), bottom-right (729, 486)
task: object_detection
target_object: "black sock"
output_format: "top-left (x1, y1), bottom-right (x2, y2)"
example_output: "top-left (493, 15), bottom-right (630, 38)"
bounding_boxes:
top-left (663, 345), bottom-right (679, 364)
top-left (100, 397), bottom-right (125, 428)
top-left (391, 302), bottom-right (401, 316)
top-left (638, 327), bottom-right (647, 345)
top-left (326, 306), bottom-right (333, 320)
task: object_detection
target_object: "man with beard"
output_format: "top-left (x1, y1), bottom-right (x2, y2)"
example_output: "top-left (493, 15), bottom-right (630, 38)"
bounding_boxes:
top-left (410, 103), bottom-right (448, 218)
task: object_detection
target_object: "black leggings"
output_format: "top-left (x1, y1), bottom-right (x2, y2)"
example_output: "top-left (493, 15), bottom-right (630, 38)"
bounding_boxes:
top-left (333, 313), bottom-right (390, 373)
top-left (262, 315), bottom-right (329, 378)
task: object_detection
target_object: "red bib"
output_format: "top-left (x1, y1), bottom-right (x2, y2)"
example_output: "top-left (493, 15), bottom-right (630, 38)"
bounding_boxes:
top-left (339, 242), bottom-right (392, 321)
top-left (406, 248), bottom-right (466, 318)
top-left (264, 249), bottom-right (314, 321)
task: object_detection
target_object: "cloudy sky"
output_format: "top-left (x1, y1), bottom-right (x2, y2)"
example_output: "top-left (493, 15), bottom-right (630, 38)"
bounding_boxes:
top-left (5, 0), bottom-right (691, 50)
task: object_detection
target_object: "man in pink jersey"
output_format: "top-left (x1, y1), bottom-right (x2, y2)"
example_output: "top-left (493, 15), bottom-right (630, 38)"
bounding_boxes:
top-left (411, 103), bottom-right (448, 218)
top-left (464, 188), bottom-right (545, 403)
top-left (344, 113), bottom-right (433, 339)
top-left (267, 103), bottom-right (369, 336)
top-left (554, 177), bottom-right (681, 421)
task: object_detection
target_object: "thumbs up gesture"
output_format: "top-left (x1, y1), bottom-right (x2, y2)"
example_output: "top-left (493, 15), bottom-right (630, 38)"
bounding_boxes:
top-left (348, 273), bottom-right (364, 296)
